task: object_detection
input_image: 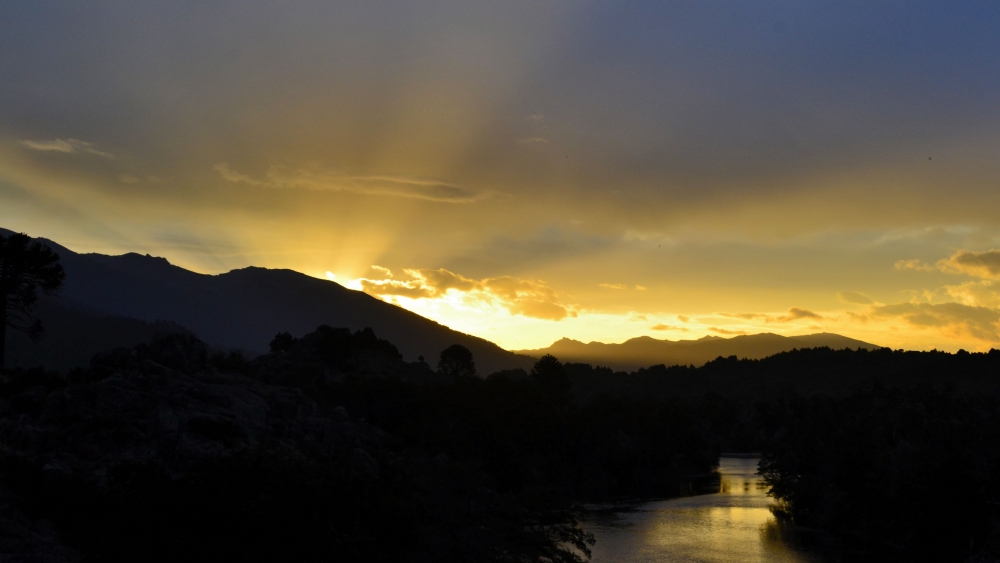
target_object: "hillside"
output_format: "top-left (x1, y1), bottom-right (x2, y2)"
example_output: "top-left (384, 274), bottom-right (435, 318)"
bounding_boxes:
top-left (4, 297), bottom-right (190, 372)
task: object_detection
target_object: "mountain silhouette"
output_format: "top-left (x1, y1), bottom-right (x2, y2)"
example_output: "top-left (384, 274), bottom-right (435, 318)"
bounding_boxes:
top-left (516, 332), bottom-right (879, 371)
top-left (1, 229), bottom-right (534, 374)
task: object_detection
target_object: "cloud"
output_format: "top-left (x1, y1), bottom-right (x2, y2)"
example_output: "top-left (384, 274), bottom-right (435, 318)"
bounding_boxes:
top-left (18, 138), bottom-right (113, 158)
top-left (778, 307), bottom-right (823, 321)
top-left (635, 285), bottom-right (647, 290)
top-left (845, 311), bottom-right (870, 324)
top-left (677, 316), bottom-right (690, 323)
top-left (370, 265), bottom-right (393, 278)
top-left (720, 312), bottom-right (765, 320)
top-left (837, 290), bottom-right (873, 305)
top-left (525, 114), bottom-right (545, 121)
top-left (599, 283), bottom-right (626, 289)
top-left (216, 163), bottom-right (482, 203)
top-left (871, 302), bottom-right (1000, 343)
top-left (356, 267), bottom-right (575, 321)
top-left (719, 308), bottom-right (823, 323)
top-left (894, 249), bottom-right (1000, 282)
top-left (895, 258), bottom-right (939, 272)
top-left (938, 249), bottom-right (1000, 279)
top-left (709, 327), bottom-right (747, 336)
top-left (214, 163), bottom-right (265, 185)
top-left (651, 323), bottom-right (687, 331)
top-left (943, 280), bottom-right (1000, 308)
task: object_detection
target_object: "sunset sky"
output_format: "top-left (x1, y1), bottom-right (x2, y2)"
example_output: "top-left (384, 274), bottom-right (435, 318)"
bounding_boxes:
top-left (2, 2), bottom-right (1000, 351)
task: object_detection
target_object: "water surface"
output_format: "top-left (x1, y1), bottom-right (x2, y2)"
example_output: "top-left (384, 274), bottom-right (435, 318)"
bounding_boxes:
top-left (583, 456), bottom-right (828, 563)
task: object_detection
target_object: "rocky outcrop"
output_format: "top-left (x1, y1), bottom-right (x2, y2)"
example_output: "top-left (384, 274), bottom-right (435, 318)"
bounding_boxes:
top-left (1, 334), bottom-right (382, 479)
top-left (0, 329), bottom-right (594, 563)
top-left (0, 333), bottom-right (388, 561)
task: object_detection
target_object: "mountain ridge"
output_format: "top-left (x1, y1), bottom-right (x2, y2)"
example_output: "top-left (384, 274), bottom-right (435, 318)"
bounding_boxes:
top-left (5, 228), bottom-right (877, 374)
top-left (2, 229), bottom-right (535, 375)
top-left (516, 331), bottom-right (879, 371)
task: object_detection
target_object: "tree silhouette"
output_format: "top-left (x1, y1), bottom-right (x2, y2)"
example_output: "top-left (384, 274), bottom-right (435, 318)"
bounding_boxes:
top-left (269, 331), bottom-right (296, 353)
top-left (531, 354), bottom-right (571, 398)
top-left (0, 233), bottom-right (65, 370)
top-left (438, 344), bottom-right (477, 377)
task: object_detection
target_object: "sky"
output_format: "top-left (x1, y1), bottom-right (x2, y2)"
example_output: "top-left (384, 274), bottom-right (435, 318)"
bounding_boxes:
top-left (2, 1), bottom-right (1000, 352)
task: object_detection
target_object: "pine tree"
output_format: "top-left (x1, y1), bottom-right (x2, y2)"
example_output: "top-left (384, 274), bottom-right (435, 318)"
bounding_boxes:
top-left (0, 232), bottom-right (65, 370)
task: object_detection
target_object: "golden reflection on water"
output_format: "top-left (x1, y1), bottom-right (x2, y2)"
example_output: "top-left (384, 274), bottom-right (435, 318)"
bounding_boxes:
top-left (584, 457), bottom-right (826, 563)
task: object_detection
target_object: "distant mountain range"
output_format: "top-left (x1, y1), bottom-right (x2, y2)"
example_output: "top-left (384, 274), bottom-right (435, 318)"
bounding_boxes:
top-left (3, 228), bottom-right (880, 375)
top-left (515, 333), bottom-right (880, 371)
top-left (2, 228), bottom-right (534, 374)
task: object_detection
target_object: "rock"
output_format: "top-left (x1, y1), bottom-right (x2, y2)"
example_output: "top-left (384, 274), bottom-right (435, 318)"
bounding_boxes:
top-left (349, 448), bottom-right (380, 480)
top-left (330, 406), bottom-right (350, 423)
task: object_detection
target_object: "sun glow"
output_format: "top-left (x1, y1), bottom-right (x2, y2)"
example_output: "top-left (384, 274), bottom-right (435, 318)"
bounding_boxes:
top-left (339, 268), bottom-right (998, 353)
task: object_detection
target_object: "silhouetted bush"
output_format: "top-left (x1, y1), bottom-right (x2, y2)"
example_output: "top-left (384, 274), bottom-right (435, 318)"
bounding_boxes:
top-left (759, 386), bottom-right (1000, 561)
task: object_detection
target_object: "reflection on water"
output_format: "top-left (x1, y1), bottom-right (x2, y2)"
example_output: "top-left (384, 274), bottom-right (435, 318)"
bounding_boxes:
top-left (583, 456), bottom-right (828, 563)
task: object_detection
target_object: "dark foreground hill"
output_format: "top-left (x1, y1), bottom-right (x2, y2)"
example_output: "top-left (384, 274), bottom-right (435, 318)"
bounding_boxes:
top-left (0, 228), bottom-right (533, 374)
top-left (517, 332), bottom-right (879, 371)
top-left (0, 327), bottom-right (717, 562)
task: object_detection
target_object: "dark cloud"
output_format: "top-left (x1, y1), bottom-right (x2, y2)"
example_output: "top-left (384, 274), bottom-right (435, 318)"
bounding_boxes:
top-left (4, 1), bottom-right (999, 213)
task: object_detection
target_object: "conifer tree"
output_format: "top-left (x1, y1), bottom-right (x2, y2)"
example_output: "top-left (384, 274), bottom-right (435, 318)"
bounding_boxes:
top-left (0, 232), bottom-right (65, 369)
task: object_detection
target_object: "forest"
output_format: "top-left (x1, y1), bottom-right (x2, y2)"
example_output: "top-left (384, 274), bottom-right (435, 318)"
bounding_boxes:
top-left (1, 322), bottom-right (999, 561)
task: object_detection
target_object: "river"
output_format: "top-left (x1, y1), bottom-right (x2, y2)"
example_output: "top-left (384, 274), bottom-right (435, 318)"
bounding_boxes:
top-left (582, 456), bottom-right (830, 563)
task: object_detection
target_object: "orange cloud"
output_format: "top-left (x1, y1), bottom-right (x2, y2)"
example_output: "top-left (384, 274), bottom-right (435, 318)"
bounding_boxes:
top-left (895, 258), bottom-right (937, 272)
top-left (944, 280), bottom-right (1000, 308)
top-left (895, 250), bottom-right (1000, 281)
top-left (870, 302), bottom-right (1000, 343)
top-left (356, 267), bottom-right (575, 321)
top-left (938, 249), bottom-right (1000, 279)
top-left (651, 323), bottom-right (687, 331)
top-left (718, 308), bottom-right (823, 323)
top-left (726, 312), bottom-right (765, 320)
